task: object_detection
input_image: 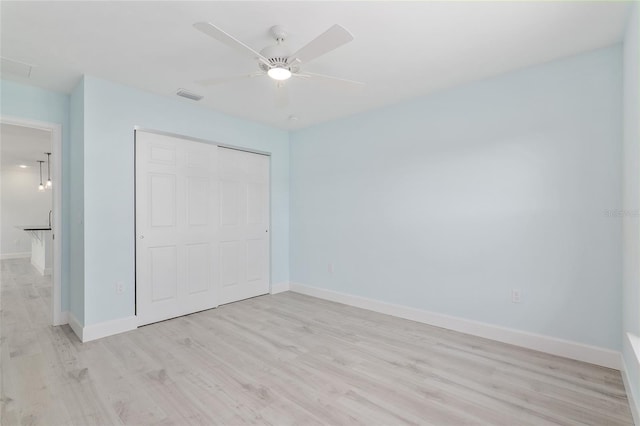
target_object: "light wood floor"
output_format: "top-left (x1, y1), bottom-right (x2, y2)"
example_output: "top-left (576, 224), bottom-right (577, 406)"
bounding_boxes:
top-left (1, 258), bottom-right (633, 425)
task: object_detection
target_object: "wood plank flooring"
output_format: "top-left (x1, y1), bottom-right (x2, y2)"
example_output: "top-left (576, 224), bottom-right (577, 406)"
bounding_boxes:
top-left (1, 258), bottom-right (633, 425)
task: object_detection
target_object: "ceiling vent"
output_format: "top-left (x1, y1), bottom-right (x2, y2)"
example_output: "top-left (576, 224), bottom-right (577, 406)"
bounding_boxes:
top-left (176, 88), bottom-right (203, 101)
top-left (1, 57), bottom-right (33, 78)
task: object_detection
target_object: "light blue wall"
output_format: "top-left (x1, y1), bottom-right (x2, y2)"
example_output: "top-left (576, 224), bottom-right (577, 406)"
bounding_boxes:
top-left (290, 46), bottom-right (623, 350)
top-left (81, 76), bottom-right (289, 325)
top-left (622, 2), bottom-right (640, 416)
top-left (0, 80), bottom-right (71, 312)
top-left (69, 78), bottom-right (85, 323)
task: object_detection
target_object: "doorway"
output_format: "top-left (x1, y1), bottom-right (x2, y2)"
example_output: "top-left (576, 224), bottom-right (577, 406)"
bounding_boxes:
top-left (0, 116), bottom-right (63, 326)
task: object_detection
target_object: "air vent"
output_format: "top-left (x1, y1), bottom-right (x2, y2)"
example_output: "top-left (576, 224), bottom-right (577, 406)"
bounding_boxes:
top-left (176, 88), bottom-right (203, 101)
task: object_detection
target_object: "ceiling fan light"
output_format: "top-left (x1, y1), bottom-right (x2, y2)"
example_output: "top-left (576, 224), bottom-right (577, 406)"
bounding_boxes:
top-left (267, 67), bottom-right (292, 81)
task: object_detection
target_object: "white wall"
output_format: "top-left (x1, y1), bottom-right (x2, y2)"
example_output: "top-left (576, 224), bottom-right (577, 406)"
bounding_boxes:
top-left (290, 45), bottom-right (622, 351)
top-left (1, 166), bottom-right (52, 257)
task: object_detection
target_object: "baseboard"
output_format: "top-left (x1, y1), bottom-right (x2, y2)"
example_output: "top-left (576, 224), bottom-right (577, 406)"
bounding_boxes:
top-left (289, 283), bottom-right (621, 370)
top-left (0, 252), bottom-right (30, 260)
top-left (53, 310), bottom-right (69, 326)
top-left (622, 360), bottom-right (640, 426)
top-left (68, 312), bottom-right (83, 341)
top-left (67, 313), bottom-right (137, 342)
top-left (31, 260), bottom-right (45, 276)
top-left (270, 281), bottom-right (290, 295)
top-left (81, 316), bottom-right (138, 342)
top-left (623, 333), bottom-right (640, 425)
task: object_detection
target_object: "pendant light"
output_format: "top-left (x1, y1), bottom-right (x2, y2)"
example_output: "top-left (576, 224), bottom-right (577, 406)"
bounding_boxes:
top-left (45, 152), bottom-right (52, 188)
top-left (37, 160), bottom-right (45, 191)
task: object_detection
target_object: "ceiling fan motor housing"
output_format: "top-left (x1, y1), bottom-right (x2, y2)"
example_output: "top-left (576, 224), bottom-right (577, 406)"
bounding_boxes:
top-left (259, 44), bottom-right (299, 73)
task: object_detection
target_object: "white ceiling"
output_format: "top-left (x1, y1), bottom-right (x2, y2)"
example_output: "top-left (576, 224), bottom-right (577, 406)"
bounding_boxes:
top-left (0, 1), bottom-right (631, 130)
top-left (0, 124), bottom-right (52, 169)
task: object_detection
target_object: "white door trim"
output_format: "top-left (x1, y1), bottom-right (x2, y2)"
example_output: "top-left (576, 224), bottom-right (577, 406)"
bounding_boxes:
top-left (0, 115), bottom-right (65, 326)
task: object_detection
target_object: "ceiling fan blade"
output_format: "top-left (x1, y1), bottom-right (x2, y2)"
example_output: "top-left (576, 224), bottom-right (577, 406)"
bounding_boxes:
top-left (296, 72), bottom-right (364, 88)
top-left (194, 22), bottom-right (270, 65)
top-left (275, 83), bottom-right (289, 108)
top-left (290, 24), bottom-right (353, 64)
top-left (195, 72), bottom-right (263, 87)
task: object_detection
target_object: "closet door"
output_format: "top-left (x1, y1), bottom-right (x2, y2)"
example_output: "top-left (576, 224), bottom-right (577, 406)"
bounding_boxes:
top-left (136, 131), bottom-right (219, 326)
top-left (218, 147), bottom-right (270, 304)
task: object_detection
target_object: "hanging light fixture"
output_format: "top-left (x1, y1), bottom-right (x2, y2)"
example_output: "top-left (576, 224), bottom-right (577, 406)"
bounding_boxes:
top-left (45, 152), bottom-right (52, 188)
top-left (37, 160), bottom-right (45, 191)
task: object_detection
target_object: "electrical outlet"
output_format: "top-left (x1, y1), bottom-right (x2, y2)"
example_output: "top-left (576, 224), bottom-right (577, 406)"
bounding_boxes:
top-left (511, 289), bottom-right (521, 303)
top-left (116, 282), bottom-right (125, 294)
top-left (328, 263), bottom-right (334, 273)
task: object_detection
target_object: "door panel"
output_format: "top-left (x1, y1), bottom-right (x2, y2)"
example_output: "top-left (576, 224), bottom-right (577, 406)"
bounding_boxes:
top-left (218, 147), bottom-right (270, 305)
top-left (187, 177), bottom-right (208, 226)
top-left (247, 182), bottom-right (267, 225)
top-left (186, 149), bottom-right (209, 168)
top-left (136, 131), bottom-right (219, 326)
top-left (150, 145), bottom-right (176, 164)
top-left (149, 246), bottom-right (177, 302)
top-left (220, 180), bottom-right (240, 226)
top-left (246, 239), bottom-right (267, 282)
top-left (219, 241), bottom-right (241, 288)
top-left (186, 243), bottom-right (210, 294)
top-left (149, 174), bottom-right (176, 227)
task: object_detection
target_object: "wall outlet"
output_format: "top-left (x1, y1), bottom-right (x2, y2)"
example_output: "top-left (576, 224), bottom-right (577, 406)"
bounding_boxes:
top-left (511, 289), bottom-right (522, 303)
top-left (328, 263), bottom-right (334, 273)
top-left (116, 282), bottom-right (125, 294)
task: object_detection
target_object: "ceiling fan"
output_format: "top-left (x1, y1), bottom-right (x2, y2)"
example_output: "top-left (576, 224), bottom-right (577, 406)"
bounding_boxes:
top-left (193, 22), bottom-right (364, 103)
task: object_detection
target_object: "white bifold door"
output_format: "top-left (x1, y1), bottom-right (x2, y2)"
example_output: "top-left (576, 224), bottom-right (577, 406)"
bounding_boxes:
top-left (136, 131), bottom-right (270, 326)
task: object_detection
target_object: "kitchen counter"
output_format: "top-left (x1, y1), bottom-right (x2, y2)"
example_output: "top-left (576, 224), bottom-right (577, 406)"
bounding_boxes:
top-left (16, 226), bottom-right (52, 231)
top-left (17, 226), bottom-right (52, 275)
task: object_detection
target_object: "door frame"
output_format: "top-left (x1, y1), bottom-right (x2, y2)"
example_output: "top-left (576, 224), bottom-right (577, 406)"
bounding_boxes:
top-left (0, 115), bottom-right (64, 326)
top-left (133, 127), bottom-right (273, 320)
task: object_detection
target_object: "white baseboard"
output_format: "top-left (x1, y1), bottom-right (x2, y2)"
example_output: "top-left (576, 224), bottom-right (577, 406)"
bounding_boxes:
top-left (289, 283), bottom-right (621, 370)
top-left (271, 281), bottom-right (290, 295)
top-left (623, 333), bottom-right (640, 425)
top-left (67, 312), bottom-right (137, 342)
top-left (31, 261), bottom-right (45, 276)
top-left (622, 360), bottom-right (640, 426)
top-left (0, 252), bottom-right (30, 260)
top-left (82, 316), bottom-right (138, 342)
